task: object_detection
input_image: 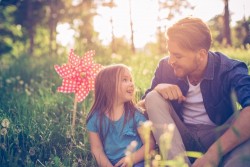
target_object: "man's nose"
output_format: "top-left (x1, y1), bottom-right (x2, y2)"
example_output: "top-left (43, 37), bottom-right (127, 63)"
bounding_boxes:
top-left (168, 55), bottom-right (176, 65)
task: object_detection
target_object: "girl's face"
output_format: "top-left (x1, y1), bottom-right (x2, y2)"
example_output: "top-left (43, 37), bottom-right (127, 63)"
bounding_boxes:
top-left (116, 68), bottom-right (134, 104)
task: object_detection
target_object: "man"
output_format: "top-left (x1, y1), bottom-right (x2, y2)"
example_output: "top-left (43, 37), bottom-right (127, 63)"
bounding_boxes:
top-left (139, 17), bottom-right (250, 166)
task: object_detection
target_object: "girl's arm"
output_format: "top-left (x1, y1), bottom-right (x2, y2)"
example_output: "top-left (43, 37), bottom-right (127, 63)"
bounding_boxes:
top-left (132, 126), bottom-right (155, 164)
top-left (115, 126), bottom-right (155, 167)
top-left (88, 131), bottom-right (113, 167)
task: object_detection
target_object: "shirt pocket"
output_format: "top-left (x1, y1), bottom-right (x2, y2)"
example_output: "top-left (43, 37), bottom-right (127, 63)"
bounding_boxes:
top-left (208, 97), bottom-right (233, 125)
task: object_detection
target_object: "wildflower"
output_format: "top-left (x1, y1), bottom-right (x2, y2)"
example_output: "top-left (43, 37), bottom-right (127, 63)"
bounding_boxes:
top-left (6, 78), bottom-right (12, 83)
top-left (16, 76), bottom-right (21, 80)
top-left (125, 140), bottom-right (138, 156)
top-left (1, 118), bottom-right (10, 128)
top-left (0, 143), bottom-right (6, 150)
top-left (19, 80), bottom-right (24, 85)
top-left (1, 128), bottom-right (8, 136)
top-left (66, 130), bottom-right (71, 139)
top-left (79, 141), bottom-right (85, 147)
top-left (29, 147), bottom-right (36, 156)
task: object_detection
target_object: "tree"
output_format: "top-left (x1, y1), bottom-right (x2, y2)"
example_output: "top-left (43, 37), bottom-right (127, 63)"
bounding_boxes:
top-left (129, 0), bottom-right (135, 53)
top-left (102, 0), bottom-right (117, 53)
top-left (223, 0), bottom-right (232, 46)
top-left (157, 0), bottom-right (194, 54)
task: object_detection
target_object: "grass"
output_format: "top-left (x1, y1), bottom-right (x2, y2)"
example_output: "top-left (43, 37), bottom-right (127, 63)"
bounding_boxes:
top-left (0, 48), bottom-right (249, 166)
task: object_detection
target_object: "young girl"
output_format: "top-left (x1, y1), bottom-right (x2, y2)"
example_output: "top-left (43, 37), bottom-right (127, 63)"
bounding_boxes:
top-left (86, 64), bottom-right (155, 167)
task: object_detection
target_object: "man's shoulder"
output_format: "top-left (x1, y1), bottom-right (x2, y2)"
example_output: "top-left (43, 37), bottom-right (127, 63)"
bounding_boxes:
top-left (210, 51), bottom-right (246, 70)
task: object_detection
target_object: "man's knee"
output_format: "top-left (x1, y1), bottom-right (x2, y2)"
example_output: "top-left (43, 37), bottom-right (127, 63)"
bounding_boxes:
top-left (145, 90), bottom-right (169, 107)
top-left (144, 90), bottom-right (173, 117)
top-left (222, 140), bottom-right (250, 167)
top-left (145, 90), bottom-right (161, 102)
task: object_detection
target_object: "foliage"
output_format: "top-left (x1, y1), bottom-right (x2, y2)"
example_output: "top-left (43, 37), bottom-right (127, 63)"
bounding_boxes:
top-left (1, 47), bottom-right (250, 166)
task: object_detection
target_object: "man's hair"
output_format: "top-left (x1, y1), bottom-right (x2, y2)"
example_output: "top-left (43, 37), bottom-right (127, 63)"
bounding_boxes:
top-left (166, 17), bottom-right (212, 51)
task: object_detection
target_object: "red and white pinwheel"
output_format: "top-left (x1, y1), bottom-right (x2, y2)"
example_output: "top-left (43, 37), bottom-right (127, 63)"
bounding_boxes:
top-left (54, 49), bottom-right (102, 102)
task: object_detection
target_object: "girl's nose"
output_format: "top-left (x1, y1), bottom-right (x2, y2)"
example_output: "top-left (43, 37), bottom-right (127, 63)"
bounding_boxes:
top-left (130, 81), bottom-right (134, 87)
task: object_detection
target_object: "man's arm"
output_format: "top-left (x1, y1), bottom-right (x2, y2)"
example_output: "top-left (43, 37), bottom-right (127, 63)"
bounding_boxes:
top-left (192, 106), bottom-right (250, 167)
top-left (88, 131), bottom-right (113, 167)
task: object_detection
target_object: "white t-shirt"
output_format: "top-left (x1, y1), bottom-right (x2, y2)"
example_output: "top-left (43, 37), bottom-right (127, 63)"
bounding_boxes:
top-left (182, 79), bottom-right (216, 125)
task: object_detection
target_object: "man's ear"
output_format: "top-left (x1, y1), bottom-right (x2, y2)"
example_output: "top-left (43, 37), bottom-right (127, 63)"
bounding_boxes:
top-left (198, 49), bottom-right (208, 61)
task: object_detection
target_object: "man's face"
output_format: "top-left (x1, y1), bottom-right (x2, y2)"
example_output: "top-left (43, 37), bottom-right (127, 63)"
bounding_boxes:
top-left (167, 40), bottom-right (203, 78)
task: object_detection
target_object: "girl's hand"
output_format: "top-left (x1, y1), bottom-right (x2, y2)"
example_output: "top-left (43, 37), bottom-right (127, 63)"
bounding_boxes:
top-left (114, 157), bottom-right (128, 167)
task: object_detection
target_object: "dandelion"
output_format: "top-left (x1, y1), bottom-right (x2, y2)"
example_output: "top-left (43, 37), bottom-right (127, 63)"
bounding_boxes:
top-left (16, 76), bottom-right (21, 80)
top-left (6, 78), bottom-right (12, 83)
top-left (124, 140), bottom-right (138, 167)
top-left (66, 130), bottom-right (71, 139)
top-left (19, 80), bottom-right (24, 85)
top-left (1, 128), bottom-right (8, 136)
top-left (125, 140), bottom-right (138, 156)
top-left (0, 143), bottom-right (6, 150)
top-left (1, 118), bottom-right (10, 128)
top-left (79, 141), bottom-right (85, 147)
top-left (29, 147), bottom-right (36, 156)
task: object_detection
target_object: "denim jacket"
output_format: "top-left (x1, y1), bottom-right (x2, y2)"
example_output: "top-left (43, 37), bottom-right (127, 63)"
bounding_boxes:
top-left (143, 51), bottom-right (250, 125)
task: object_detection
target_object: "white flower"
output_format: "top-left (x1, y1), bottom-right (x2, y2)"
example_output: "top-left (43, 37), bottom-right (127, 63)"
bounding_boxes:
top-left (1, 128), bottom-right (8, 136)
top-left (1, 118), bottom-right (10, 128)
top-left (29, 147), bottom-right (36, 156)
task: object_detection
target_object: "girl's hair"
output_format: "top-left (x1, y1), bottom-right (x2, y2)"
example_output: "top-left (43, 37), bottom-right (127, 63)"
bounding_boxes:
top-left (86, 64), bottom-right (137, 142)
top-left (166, 17), bottom-right (212, 51)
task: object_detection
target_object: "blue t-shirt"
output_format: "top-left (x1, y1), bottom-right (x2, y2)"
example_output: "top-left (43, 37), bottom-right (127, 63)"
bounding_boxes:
top-left (87, 110), bottom-right (147, 165)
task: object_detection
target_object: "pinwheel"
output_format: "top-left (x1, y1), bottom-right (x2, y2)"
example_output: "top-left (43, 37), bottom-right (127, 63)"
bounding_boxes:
top-left (54, 49), bottom-right (102, 136)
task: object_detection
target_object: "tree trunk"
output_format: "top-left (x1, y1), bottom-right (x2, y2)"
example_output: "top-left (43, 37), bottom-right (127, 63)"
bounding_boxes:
top-left (223, 0), bottom-right (232, 46)
top-left (27, 0), bottom-right (34, 55)
top-left (129, 0), bottom-right (135, 53)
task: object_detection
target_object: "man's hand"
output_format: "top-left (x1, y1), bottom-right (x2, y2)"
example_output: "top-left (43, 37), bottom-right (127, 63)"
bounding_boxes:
top-left (137, 99), bottom-right (146, 111)
top-left (154, 83), bottom-right (186, 103)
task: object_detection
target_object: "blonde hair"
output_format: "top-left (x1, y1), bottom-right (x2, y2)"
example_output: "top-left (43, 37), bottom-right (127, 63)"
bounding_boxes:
top-left (166, 17), bottom-right (212, 51)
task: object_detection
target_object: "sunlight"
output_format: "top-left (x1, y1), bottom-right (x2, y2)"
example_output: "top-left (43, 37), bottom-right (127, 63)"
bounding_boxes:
top-left (56, 23), bottom-right (75, 48)
top-left (93, 0), bottom-right (250, 48)
top-left (56, 0), bottom-right (250, 49)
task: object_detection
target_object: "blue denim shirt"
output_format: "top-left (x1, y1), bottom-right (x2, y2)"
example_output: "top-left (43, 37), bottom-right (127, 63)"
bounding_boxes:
top-left (143, 51), bottom-right (250, 125)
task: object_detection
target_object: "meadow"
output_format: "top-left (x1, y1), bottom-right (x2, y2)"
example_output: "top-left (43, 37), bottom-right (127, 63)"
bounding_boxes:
top-left (0, 48), bottom-right (249, 166)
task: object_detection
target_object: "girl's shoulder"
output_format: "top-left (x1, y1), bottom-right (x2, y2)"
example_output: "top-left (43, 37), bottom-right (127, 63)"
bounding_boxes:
top-left (87, 110), bottom-right (100, 122)
top-left (134, 109), bottom-right (147, 122)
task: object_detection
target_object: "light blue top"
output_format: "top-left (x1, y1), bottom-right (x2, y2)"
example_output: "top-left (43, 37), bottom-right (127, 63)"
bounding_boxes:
top-left (87, 110), bottom-right (147, 165)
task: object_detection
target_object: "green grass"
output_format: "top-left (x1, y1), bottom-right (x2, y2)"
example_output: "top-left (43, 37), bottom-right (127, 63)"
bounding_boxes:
top-left (0, 48), bottom-right (249, 166)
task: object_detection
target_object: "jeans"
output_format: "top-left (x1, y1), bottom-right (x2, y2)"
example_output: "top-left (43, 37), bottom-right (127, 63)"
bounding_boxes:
top-left (145, 91), bottom-right (250, 167)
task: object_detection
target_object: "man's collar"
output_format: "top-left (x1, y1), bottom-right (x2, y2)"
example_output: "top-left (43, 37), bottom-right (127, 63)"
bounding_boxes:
top-left (203, 51), bottom-right (214, 80)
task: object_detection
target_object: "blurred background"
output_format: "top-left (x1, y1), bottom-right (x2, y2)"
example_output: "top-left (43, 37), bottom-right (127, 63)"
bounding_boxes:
top-left (0, 0), bottom-right (250, 166)
top-left (1, 0), bottom-right (250, 57)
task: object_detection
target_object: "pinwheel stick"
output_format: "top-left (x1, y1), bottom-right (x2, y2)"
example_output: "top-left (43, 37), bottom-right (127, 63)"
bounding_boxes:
top-left (71, 95), bottom-right (78, 136)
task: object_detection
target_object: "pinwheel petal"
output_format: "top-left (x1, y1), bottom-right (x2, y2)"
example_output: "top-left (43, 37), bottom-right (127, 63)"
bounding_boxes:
top-left (76, 82), bottom-right (90, 102)
top-left (87, 77), bottom-right (95, 90)
top-left (57, 78), bottom-right (78, 93)
top-left (80, 50), bottom-right (95, 67)
top-left (87, 64), bottom-right (103, 78)
top-left (69, 49), bottom-right (81, 67)
top-left (54, 64), bottom-right (76, 78)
